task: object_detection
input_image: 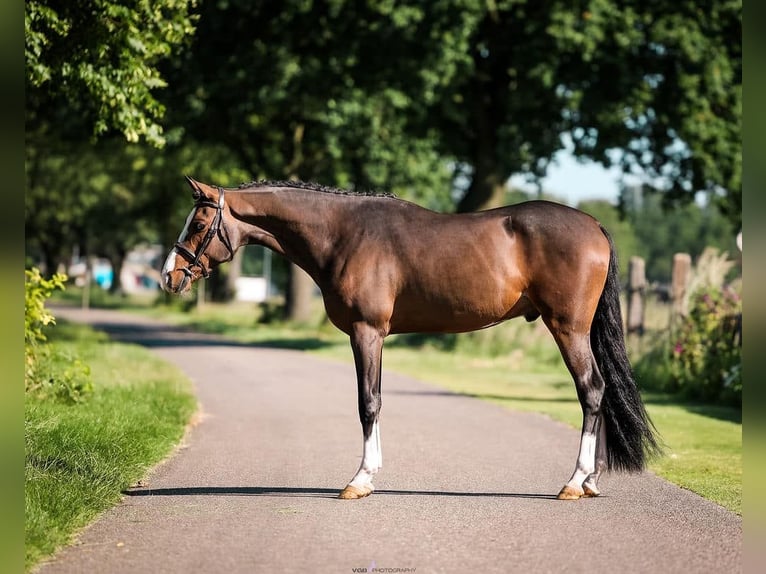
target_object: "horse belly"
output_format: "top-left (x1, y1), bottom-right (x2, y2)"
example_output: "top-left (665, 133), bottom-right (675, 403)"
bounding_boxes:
top-left (388, 276), bottom-right (523, 334)
top-left (388, 225), bottom-right (526, 333)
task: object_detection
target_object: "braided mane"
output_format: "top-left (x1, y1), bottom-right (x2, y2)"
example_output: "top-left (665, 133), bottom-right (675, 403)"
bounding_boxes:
top-left (237, 179), bottom-right (396, 198)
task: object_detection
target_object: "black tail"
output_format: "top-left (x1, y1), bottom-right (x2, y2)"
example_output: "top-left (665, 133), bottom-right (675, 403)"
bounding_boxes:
top-left (592, 227), bottom-right (662, 472)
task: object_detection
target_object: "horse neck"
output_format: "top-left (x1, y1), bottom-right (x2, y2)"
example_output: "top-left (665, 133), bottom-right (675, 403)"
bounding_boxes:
top-left (228, 188), bottom-right (343, 278)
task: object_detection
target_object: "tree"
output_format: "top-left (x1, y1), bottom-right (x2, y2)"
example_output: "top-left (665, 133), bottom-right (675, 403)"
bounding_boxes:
top-left (25, 137), bottom-right (250, 292)
top-left (161, 0), bottom-right (465, 318)
top-left (25, 0), bottom-right (197, 147)
top-left (620, 185), bottom-right (735, 282)
top-left (431, 0), bottom-right (740, 226)
top-left (26, 0), bottom-right (740, 308)
top-left (25, 139), bottom-right (156, 286)
top-left (25, 0), bottom-right (200, 287)
top-left (159, 0), bottom-right (739, 316)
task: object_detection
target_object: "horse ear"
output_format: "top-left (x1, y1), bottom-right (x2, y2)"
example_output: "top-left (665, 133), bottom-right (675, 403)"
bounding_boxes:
top-left (185, 175), bottom-right (201, 200)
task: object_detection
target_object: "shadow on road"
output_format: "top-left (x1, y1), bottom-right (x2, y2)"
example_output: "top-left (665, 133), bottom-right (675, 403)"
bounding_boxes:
top-left (388, 388), bottom-right (578, 404)
top-left (123, 486), bottom-right (558, 500)
top-left (58, 318), bottom-right (336, 352)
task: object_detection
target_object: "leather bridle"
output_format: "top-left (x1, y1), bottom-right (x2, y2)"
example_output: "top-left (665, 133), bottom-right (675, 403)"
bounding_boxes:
top-left (174, 187), bottom-right (234, 287)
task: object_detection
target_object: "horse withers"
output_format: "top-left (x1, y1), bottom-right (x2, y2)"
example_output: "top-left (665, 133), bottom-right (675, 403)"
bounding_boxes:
top-left (162, 177), bottom-right (660, 500)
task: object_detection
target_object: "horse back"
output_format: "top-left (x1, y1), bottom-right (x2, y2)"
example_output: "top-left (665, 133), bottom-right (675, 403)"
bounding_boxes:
top-left (321, 199), bottom-right (610, 335)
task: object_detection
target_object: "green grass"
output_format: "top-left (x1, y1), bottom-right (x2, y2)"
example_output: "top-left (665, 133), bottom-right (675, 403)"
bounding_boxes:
top-left (25, 323), bottom-right (197, 571)
top-left (642, 399), bottom-right (741, 513)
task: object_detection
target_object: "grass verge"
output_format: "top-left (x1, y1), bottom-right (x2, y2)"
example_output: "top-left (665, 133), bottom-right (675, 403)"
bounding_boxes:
top-left (25, 323), bottom-right (197, 571)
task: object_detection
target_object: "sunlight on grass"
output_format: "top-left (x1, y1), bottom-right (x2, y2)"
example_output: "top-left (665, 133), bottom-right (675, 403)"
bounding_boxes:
top-left (25, 323), bottom-right (197, 571)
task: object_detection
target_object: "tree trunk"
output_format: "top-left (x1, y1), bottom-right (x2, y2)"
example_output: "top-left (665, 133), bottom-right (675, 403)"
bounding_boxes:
top-left (42, 248), bottom-right (59, 277)
top-left (284, 264), bottom-right (315, 323)
top-left (107, 250), bottom-right (126, 295)
top-left (457, 168), bottom-right (507, 213)
top-left (457, 26), bottom-right (508, 214)
top-left (282, 124), bottom-right (318, 323)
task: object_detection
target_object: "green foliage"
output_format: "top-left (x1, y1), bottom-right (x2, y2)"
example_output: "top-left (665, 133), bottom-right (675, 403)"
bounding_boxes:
top-left (162, 0), bottom-right (460, 207)
top-left (620, 186), bottom-right (737, 281)
top-left (25, 136), bottom-right (249, 284)
top-left (25, 268), bottom-right (93, 403)
top-left (426, 0), bottom-right (740, 220)
top-left (25, 268), bottom-right (65, 386)
top-left (28, 351), bottom-right (94, 405)
top-left (25, 0), bottom-right (740, 311)
top-left (24, 268), bottom-right (65, 352)
top-left (634, 246), bottom-right (741, 407)
top-left (558, 0), bottom-right (742, 226)
top-left (25, 324), bottom-right (196, 570)
top-left (25, 0), bottom-right (197, 146)
top-left (669, 285), bottom-right (741, 404)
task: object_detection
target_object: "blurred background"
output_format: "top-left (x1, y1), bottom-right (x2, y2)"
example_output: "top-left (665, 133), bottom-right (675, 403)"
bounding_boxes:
top-left (23, 9), bottom-right (744, 560)
top-left (25, 0), bottom-right (741, 403)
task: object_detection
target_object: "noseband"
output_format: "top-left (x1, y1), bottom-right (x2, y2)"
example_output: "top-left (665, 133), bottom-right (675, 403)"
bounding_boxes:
top-left (174, 187), bottom-right (234, 285)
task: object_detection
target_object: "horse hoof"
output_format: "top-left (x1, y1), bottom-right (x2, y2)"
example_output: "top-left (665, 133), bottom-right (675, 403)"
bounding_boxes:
top-left (582, 483), bottom-right (600, 497)
top-left (556, 485), bottom-right (583, 500)
top-left (338, 485), bottom-right (373, 500)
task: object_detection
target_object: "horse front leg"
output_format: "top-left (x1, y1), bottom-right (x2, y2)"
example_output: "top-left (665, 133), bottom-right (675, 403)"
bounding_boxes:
top-left (338, 321), bottom-right (384, 500)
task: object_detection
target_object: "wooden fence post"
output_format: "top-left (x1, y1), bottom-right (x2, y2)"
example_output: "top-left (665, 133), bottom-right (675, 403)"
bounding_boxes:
top-left (627, 256), bottom-right (646, 336)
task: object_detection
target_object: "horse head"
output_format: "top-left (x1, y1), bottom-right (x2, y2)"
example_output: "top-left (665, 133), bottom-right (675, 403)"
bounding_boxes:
top-left (161, 177), bottom-right (236, 293)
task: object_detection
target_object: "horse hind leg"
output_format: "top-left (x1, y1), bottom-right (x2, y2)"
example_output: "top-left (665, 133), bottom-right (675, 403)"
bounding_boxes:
top-left (549, 329), bottom-right (606, 500)
top-left (582, 412), bottom-right (608, 497)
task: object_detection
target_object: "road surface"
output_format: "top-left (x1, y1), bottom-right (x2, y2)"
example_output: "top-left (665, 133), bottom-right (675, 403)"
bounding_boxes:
top-left (38, 307), bottom-right (741, 573)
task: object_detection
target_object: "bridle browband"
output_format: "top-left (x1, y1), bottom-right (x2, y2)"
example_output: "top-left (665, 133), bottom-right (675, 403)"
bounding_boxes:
top-left (174, 187), bottom-right (234, 286)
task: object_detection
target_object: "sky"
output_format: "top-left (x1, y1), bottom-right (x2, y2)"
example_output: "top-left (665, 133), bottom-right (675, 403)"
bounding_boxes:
top-left (511, 149), bottom-right (623, 207)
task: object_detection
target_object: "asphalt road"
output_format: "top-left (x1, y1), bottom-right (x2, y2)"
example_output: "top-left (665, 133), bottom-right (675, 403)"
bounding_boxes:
top-left (38, 307), bottom-right (741, 573)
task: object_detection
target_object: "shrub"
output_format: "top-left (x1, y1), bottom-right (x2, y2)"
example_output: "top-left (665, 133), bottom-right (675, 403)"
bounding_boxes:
top-left (25, 268), bottom-right (66, 381)
top-left (25, 268), bottom-right (93, 403)
top-left (633, 248), bottom-right (742, 406)
top-left (669, 284), bottom-right (741, 404)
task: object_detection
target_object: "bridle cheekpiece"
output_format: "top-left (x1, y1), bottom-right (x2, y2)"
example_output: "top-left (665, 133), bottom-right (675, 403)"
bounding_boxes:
top-left (174, 187), bottom-right (234, 285)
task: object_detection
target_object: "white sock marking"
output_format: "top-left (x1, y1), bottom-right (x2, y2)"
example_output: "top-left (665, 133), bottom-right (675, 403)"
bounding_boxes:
top-left (348, 421), bottom-right (382, 490)
top-left (566, 431), bottom-right (597, 490)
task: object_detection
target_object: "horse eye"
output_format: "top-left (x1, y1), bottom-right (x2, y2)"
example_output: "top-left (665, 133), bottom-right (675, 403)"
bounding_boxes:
top-left (194, 222), bottom-right (205, 232)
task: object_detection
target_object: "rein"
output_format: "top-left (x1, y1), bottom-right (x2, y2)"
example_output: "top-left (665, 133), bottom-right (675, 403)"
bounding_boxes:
top-left (174, 187), bottom-right (234, 286)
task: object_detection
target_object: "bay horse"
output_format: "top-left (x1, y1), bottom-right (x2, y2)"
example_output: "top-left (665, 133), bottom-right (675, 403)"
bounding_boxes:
top-left (161, 177), bottom-right (660, 500)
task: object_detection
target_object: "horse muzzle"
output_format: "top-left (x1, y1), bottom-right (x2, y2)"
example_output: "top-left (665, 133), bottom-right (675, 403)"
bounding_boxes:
top-left (162, 268), bottom-right (196, 294)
